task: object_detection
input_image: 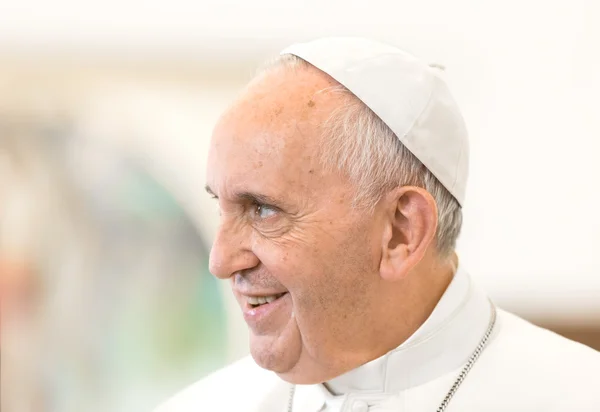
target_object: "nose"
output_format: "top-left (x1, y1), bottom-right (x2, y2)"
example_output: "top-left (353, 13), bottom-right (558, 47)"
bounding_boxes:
top-left (209, 219), bottom-right (259, 280)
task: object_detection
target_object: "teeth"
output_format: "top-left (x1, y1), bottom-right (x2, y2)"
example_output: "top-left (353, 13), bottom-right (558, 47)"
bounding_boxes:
top-left (247, 293), bottom-right (282, 306)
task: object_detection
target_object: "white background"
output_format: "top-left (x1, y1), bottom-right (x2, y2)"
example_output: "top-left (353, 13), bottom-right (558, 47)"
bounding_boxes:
top-left (1, 0), bottom-right (599, 358)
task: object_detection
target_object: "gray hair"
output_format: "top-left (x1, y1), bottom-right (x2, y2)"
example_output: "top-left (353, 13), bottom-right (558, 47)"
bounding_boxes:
top-left (258, 55), bottom-right (463, 257)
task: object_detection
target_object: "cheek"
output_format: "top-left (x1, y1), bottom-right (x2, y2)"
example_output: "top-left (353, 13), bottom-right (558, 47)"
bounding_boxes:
top-left (255, 233), bottom-right (362, 307)
top-left (252, 221), bottom-right (378, 319)
top-left (295, 229), bottom-right (378, 315)
top-left (252, 234), bottom-right (336, 315)
top-left (252, 234), bottom-right (313, 286)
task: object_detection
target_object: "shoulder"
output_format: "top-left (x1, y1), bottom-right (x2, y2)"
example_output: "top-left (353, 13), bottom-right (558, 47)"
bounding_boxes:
top-left (496, 309), bottom-right (600, 365)
top-left (154, 356), bottom-right (285, 412)
top-left (484, 309), bottom-right (600, 407)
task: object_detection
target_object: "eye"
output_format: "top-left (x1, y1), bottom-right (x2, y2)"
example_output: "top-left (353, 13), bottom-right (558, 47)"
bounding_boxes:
top-left (254, 203), bottom-right (277, 220)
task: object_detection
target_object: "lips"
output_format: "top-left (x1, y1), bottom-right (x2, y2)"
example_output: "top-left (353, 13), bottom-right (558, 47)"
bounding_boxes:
top-left (240, 292), bottom-right (291, 332)
top-left (246, 293), bottom-right (286, 307)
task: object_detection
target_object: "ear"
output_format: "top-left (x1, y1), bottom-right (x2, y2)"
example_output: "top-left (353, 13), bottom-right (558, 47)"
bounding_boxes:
top-left (379, 186), bottom-right (438, 281)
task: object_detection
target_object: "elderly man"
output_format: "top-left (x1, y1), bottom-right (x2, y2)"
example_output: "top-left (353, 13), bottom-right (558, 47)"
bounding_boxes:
top-left (156, 37), bottom-right (600, 411)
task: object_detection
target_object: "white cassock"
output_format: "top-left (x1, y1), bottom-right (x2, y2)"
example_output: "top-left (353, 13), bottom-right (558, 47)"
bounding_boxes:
top-left (155, 266), bottom-right (600, 412)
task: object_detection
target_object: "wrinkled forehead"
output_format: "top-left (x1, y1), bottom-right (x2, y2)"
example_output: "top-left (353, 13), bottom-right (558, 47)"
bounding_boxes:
top-left (206, 67), bottom-right (344, 199)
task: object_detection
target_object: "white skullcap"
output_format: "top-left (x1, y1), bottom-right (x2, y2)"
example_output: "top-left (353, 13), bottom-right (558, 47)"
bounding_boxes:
top-left (281, 37), bottom-right (469, 206)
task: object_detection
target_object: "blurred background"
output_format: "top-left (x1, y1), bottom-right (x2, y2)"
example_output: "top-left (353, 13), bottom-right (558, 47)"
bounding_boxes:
top-left (0, 1), bottom-right (599, 411)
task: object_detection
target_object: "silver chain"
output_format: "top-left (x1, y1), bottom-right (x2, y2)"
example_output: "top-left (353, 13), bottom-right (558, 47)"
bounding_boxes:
top-left (287, 302), bottom-right (497, 412)
top-left (287, 385), bottom-right (296, 412)
top-left (435, 301), bottom-right (496, 411)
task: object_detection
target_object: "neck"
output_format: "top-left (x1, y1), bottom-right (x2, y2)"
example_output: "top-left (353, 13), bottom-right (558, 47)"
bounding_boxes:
top-left (278, 253), bottom-right (458, 385)
top-left (289, 265), bottom-right (494, 409)
top-left (361, 252), bottom-right (458, 369)
top-left (321, 263), bottom-right (488, 398)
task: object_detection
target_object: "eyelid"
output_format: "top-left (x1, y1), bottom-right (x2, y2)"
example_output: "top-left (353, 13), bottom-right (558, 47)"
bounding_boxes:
top-left (207, 191), bottom-right (286, 217)
top-left (251, 201), bottom-right (280, 221)
top-left (254, 201), bottom-right (280, 212)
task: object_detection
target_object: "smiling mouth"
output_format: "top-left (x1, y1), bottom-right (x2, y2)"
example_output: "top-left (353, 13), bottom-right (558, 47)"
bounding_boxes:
top-left (246, 293), bottom-right (286, 308)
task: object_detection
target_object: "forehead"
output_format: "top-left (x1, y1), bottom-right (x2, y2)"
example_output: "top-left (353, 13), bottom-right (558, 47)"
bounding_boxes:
top-left (207, 67), bottom-right (345, 201)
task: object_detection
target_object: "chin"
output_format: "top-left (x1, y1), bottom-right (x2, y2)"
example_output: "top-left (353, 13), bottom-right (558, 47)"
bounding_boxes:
top-left (274, 365), bottom-right (335, 385)
top-left (250, 344), bottom-right (297, 374)
top-left (275, 370), bottom-right (316, 385)
top-left (251, 342), bottom-right (335, 385)
top-left (248, 321), bottom-right (303, 374)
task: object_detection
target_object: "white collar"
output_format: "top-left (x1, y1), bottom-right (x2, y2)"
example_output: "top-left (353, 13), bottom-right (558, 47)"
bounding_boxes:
top-left (291, 266), bottom-right (493, 410)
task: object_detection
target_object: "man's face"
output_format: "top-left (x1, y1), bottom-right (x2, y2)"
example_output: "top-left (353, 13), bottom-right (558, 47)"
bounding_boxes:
top-left (206, 67), bottom-right (386, 383)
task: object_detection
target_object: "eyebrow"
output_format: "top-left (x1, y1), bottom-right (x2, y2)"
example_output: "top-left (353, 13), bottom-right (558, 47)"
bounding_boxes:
top-left (205, 185), bottom-right (216, 197)
top-left (205, 185), bottom-right (284, 209)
